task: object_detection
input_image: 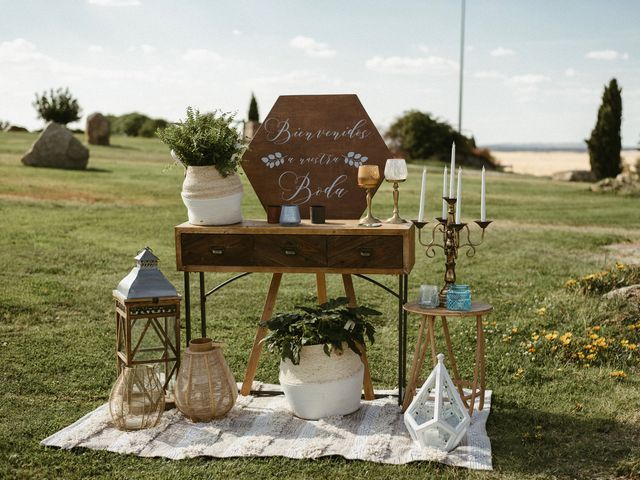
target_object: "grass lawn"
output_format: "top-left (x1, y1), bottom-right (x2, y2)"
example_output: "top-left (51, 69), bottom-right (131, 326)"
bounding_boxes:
top-left (0, 131), bottom-right (638, 479)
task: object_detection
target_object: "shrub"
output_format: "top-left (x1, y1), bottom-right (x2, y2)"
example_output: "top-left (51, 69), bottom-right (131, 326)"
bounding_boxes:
top-left (385, 110), bottom-right (498, 168)
top-left (564, 263), bottom-right (640, 295)
top-left (586, 78), bottom-right (622, 180)
top-left (139, 118), bottom-right (168, 138)
top-left (32, 87), bottom-right (81, 125)
top-left (156, 107), bottom-right (246, 175)
top-left (248, 92), bottom-right (259, 122)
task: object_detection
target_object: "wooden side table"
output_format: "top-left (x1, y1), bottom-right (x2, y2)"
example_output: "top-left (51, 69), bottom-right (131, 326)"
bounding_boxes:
top-left (402, 301), bottom-right (493, 414)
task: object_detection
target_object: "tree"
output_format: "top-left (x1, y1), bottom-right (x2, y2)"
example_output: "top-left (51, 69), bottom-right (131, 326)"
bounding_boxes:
top-left (248, 92), bottom-right (259, 122)
top-left (385, 110), bottom-right (473, 161)
top-left (33, 87), bottom-right (81, 125)
top-left (586, 78), bottom-right (622, 180)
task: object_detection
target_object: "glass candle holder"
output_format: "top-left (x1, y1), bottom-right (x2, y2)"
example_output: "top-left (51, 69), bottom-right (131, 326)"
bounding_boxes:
top-left (446, 284), bottom-right (472, 311)
top-left (418, 284), bottom-right (439, 308)
top-left (279, 205), bottom-right (301, 226)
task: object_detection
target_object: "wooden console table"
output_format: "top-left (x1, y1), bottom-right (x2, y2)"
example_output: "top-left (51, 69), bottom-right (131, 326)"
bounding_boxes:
top-left (175, 219), bottom-right (415, 403)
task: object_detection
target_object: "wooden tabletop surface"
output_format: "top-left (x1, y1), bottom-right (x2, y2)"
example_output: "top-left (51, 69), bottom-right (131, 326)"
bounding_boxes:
top-left (403, 301), bottom-right (493, 317)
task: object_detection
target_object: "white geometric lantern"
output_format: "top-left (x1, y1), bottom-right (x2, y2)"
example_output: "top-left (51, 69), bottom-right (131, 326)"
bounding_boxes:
top-left (404, 353), bottom-right (471, 452)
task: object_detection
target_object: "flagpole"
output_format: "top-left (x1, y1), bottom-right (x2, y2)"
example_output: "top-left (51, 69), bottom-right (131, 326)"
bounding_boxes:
top-left (457, 0), bottom-right (466, 133)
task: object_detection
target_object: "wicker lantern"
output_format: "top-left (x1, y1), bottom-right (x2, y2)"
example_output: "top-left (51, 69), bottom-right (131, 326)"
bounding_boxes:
top-left (109, 364), bottom-right (165, 430)
top-left (404, 353), bottom-right (470, 452)
top-left (175, 338), bottom-right (237, 422)
top-left (114, 247), bottom-right (181, 404)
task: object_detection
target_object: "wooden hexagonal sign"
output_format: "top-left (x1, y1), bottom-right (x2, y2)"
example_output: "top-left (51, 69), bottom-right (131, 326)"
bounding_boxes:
top-left (241, 94), bottom-right (391, 219)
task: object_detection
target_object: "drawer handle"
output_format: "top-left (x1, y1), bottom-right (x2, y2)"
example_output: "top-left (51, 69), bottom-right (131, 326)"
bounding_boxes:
top-left (210, 246), bottom-right (225, 255)
top-left (359, 248), bottom-right (373, 257)
top-left (284, 248), bottom-right (298, 256)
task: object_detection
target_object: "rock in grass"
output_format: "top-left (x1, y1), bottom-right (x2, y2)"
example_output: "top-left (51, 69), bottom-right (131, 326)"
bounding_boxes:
top-left (604, 284), bottom-right (640, 302)
top-left (21, 122), bottom-right (89, 170)
top-left (86, 112), bottom-right (110, 146)
top-left (551, 170), bottom-right (596, 182)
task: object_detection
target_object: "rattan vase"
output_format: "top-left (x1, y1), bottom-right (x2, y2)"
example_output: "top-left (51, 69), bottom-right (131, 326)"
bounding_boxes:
top-left (109, 364), bottom-right (165, 431)
top-left (175, 338), bottom-right (237, 422)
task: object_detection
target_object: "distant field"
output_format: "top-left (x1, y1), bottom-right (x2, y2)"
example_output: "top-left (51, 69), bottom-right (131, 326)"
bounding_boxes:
top-left (493, 149), bottom-right (638, 177)
top-left (0, 132), bottom-right (639, 480)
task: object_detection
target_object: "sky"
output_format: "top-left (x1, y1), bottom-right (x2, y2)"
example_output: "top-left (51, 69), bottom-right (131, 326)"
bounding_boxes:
top-left (1, 0), bottom-right (639, 145)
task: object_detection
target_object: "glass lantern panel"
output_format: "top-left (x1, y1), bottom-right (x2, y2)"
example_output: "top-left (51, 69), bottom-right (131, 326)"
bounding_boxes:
top-left (129, 316), bottom-right (177, 392)
top-left (418, 424), bottom-right (452, 450)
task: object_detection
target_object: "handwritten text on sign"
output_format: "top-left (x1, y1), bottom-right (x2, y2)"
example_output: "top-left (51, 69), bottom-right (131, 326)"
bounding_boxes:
top-left (241, 95), bottom-right (391, 219)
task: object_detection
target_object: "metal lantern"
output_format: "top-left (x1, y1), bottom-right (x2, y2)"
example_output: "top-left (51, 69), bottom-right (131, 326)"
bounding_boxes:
top-left (404, 353), bottom-right (470, 452)
top-left (113, 247), bottom-right (181, 404)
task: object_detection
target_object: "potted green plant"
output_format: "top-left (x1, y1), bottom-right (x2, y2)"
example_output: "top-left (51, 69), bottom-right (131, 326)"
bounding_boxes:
top-left (157, 107), bottom-right (247, 225)
top-left (262, 298), bottom-right (379, 419)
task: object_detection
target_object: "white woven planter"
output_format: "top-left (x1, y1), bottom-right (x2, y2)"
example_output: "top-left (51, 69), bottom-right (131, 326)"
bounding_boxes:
top-left (279, 344), bottom-right (364, 420)
top-left (181, 165), bottom-right (243, 225)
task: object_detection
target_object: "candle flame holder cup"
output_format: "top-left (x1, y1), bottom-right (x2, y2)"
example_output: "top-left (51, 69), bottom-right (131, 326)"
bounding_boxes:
top-left (412, 197), bottom-right (492, 307)
top-left (357, 165), bottom-right (382, 227)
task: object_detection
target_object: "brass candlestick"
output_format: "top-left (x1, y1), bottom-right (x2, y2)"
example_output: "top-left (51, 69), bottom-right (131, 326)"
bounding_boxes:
top-left (358, 165), bottom-right (381, 227)
top-left (385, 179), bottom-right (407, 224)
top-left (412, 197), bottom-right (491, 306)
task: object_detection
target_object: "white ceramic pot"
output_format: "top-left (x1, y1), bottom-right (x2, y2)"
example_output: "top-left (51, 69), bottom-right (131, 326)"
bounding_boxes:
top-left (181, 165), bottom-right (243, 226)
top-left (279, 344), bottom-right (364, 420)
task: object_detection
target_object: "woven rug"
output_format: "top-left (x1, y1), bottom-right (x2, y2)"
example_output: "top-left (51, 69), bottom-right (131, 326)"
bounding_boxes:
top-left (41, 384), bottom-right (492, 470)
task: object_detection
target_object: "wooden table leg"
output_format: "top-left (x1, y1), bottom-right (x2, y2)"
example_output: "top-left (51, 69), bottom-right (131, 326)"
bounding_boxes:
top-left (467, 316), bottom-right (483, 415)
top-left (341, 274), bottom-right (374, 400)
top-left (402, 315), bottom-right (428, 412)
top-left (478, 314), bottom-right (486, 410)
top-left (240, 273), bottom-right (282, 396)
top-left (441, 316), bottom-right (465, 403)
top-left (316, 273), bottom-right (328, 305)
top-left (428, 316), bottom-right (438, 366)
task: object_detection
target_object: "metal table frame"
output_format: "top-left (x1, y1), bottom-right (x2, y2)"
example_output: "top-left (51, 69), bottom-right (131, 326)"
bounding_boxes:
top-left (183, 272), bottom-right (408, 404)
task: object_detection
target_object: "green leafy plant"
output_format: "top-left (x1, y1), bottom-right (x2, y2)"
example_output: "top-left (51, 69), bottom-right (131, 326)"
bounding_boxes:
top-left (156, 107), bottom-right (246, 176)
top-left (261, 297), bottom-right (379, 365)
top-left (33, 87), bottom-right (81, 125)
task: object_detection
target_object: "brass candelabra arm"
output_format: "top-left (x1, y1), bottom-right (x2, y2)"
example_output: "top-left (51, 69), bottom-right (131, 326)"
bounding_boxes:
top-left (458, 220), bottom-right (493, 257)
top-left (412, 220), bottom-right (445, 258)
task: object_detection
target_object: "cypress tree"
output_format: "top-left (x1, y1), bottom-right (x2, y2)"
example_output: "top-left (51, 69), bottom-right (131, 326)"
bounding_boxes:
top-left (248, 93), bottom-right (259, 122)
top-left (586, 78), bottom-right (622, 179)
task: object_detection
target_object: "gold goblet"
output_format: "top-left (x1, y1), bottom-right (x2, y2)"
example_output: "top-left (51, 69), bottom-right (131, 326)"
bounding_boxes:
top-left (357, 165), bottom-right (382, 227)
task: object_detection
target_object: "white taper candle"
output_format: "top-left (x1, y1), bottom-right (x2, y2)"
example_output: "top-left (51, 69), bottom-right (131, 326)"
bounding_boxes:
top-left (455, 167), bottom-right (462, 224)
top-left (481, 166), bottom-right (486, 221)
top-left (449, 142), bottom-right (456, 197)
top-left (418, 166), bottom-right (427, 222)
top-left (442, 166), bottom-right (448, 218)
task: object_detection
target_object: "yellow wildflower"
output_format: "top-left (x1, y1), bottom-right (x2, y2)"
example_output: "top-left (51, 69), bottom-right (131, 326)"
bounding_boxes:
top-left (502, 335), bottom-right (512, 343)
top-left (559, 332), bottom-right (572, 346)
top-left (564, 279), bottom-right (577, 288)
top-left (586, 353), bottom-right (597, 360)
top-left (627, 344), bottom-right (637, 351)
top-left (511, 327), bottom-right (519, 334)
top-left (532, 334), bottom-right (540, 341)
top-left (536, 307), bottom-right (546, 316)
top-left (513, 367), bottom-right (524, 379)
top-left (545, 332), bottom-right (558, 341)
top-left (592, 326), bottom-right (601, 332)
top-left (590, 333), bottom-right (599, 340)
top-left (583, 364), bottom-right (591, 368)
top-left (615, 262), bottom-right (625, 271)
top-left (528, 346), bottom-right (536, 353)
top-left (610, 370), bottom-right (626, 379)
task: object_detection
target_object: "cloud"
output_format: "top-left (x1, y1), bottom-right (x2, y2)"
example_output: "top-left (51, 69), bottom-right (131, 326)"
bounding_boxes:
top-left (365, 55), bottom-right (457, 75)
top-left (87, 45), bottom-right (104, 53)
top-left (564, 67), bottom-right (576, 77)
top-left (474, 70), bottom-right (504, 79)
top-left (289, 35), bottom-right (336, 58)
top-left (87, 0), bottom-right (141, 6)
top-left (232, 29), bottom-right (242, 36)
top-left (585, 49), bottom-right (629, 60)
top-left (181, 48), bottom-right (221, 62)
top-left (0, 38), bottom-right (46, 63)
top-left (244, 69), bottom-right (343, 88)
top-left (490, 47), bottom-right (515, 57)
top-left (507, 74), bottom-right (550, 85)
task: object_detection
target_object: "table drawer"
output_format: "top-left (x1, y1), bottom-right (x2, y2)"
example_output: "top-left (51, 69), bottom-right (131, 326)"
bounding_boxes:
top-left (255, 235), bottom-right (326, 268)
top-left (180, 234), bottom-right (254, 266)
top-left (327, 236), bottom-right (403, 269)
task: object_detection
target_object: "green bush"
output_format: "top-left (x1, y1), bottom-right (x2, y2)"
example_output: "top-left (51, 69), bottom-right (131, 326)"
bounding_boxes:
top-left (107, 112), bottom-right (168, 137)
top-left (32, 87), bottom-right (81, 125)
top-left (586, 78), bottom-right (622, 180)
top-left (139, 118), bottom-right (168, 138)
top-left (156, 107), bottom-right (246, 175)
top-left (385, 110), bottom-right (497, 168)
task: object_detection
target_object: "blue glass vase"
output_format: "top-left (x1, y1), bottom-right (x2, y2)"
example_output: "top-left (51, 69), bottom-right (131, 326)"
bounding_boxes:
top-left (446, 285), bottom-right (472, 311)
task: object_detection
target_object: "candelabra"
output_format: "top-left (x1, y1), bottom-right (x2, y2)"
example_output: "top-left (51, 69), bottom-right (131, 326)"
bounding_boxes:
top-left (412, 197), bottom-right (491, 307)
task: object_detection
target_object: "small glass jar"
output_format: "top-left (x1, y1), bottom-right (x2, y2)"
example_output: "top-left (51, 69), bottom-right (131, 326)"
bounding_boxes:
top-left (446, 285), bottom-right (472, 311)
top-left (418, 284), bottom-right (439, 308)
top-left (279, 205), bottom-right (301, 226)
